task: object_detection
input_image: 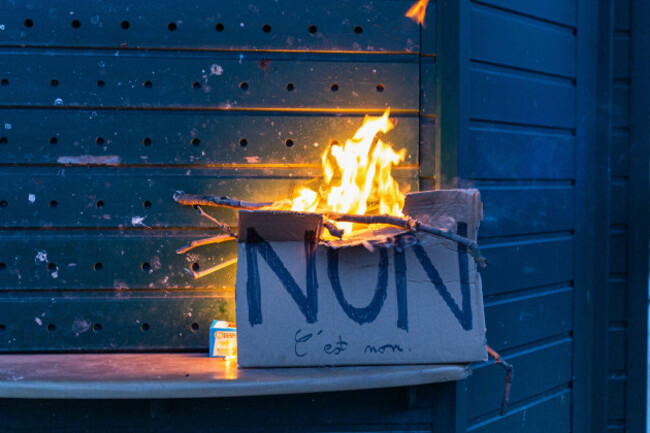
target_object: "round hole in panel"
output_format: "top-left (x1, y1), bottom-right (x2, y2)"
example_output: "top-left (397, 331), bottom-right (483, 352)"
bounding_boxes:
top-left (96, 80), bottom-right (105, 88)
top-left (93, 323), bottom-right (103, 332)
top-left (330, 83), bottom-right (339, 92)
top-left (191, 322), bottom-right (200, 332)
top-left (191, 138), bottom-right (201, 146)
top-left (376, 83), bottom-right (385, 92)
top-left (309, 25), bottom-right (318, 34)
top-left (49, 137), bottom-right (58, 145)
top-left (50, 79), bottom-right (59, 87)
top-left (142, 137), bottom-right (152, 146)
top-left (47, 324), bottom-right (56, 332)
top-left (141, 323), bottom-right (150, 331)
top-left (71, 19), bottom-right (81, 29)
top-left (49, 200), bottom-right (58, 208)
top-left (121, 20), bottom-right (130, 29)
top-left (24, 19), bottom-right (34, 28)
top-left (0, 200), bottom-right (7, 208)
top-left (0, 137), bottom-right (7, 145)
top-left (168, 22), bottom-right (177, 31)
top-left (96, 200), bottom-right (104, 208)
top-left (215, 23), bottom-right (224, 32)
top-left (239, 81), bottom-right (249, 90)
top-left (239, 138), bottom-right (248, 147)
top-left (286, 83), bottom-right (295, 92)
top-left (191, 262), bottom-right (200, 272)
top-left (262, 24), bottom-right (272, 33)
top-left (141, 262), bottom-right (151, 271)
top-left (192, 81), bottom-right (201, 89)
top-left (94, 262), bottom-right (103, 271)
top-left (285, 138), bottom-right (294, 147)
top-left (47, 262), bottom-right (57, 271)
top-left (0, 324), bottom-right (5, 331)
top-left (143, 80), bottom-right (153, 88)
top-left (143, 200), bottom-right (152, 209)
top-left (1, 79), bottom-right (8, 86)
top-left (95, 136), bottom-right (105, 145)
top-left (0, 263), bottom-right (6, 270)
top-left (354, 25), bottom-right (363, 34)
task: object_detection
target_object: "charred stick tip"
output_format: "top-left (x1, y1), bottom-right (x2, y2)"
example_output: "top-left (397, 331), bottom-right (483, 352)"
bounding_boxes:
top-left (487, 345), bottom-right (514, 416)
top-left (323, 221), bottom-right (345, 238)
top-left (172, 190), bottom-right (185, 202)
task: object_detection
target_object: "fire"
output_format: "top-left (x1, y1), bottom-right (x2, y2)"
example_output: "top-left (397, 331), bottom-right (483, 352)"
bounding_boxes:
top-left (406, 0), bottom-right (430, 26)
top-left (290, 109), bottom-right (406, 234)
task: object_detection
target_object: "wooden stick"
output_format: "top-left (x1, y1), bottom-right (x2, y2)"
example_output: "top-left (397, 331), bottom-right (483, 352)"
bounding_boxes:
top-left (326, 212), bottom-right (487, 268)
top-left (325, 212), bottom-right (414, 229)
top-left (323, 220), bottom-right (345, 238)
top-left (174, 192), bottom-right (272, 210)
top-left (190, 258), bottom-right (238, 279)
top-left (487, 345), bottom-right (514, 416)
top-left (176, 235), bottom-right (235, 255)
top-left (195, 206), bottom-right (236, 238)
top-left (414, 221), bottom-right (487, 268)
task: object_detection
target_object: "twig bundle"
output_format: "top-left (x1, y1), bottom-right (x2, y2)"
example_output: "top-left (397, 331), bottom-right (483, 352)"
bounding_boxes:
top-left (173, 193), bottom-right (488, 268)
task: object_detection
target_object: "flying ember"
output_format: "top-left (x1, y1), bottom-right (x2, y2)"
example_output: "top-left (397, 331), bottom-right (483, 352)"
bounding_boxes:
top-left (405, 0), bottom-right (430, 26)
top-left (289, 109), bottom-right (407, 234)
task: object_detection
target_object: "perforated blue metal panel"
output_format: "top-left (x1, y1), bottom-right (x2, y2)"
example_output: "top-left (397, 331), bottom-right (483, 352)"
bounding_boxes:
top-left (0, 0), bottom-right (423, 352)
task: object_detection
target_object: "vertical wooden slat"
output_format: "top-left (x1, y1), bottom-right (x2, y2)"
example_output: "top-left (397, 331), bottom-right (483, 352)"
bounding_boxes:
top-left (626, 0), bottom-right (650, 430)
top-left (432, 2), bottom-right (470, 431)
top-left (436, 0), bottom-right (470, 189)
top-left (573, 1), bottom-right (613, 433)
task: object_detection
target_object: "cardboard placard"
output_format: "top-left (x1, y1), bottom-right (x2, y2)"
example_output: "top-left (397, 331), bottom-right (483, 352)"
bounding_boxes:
top-left (235, 189), bottom-right (487, 367)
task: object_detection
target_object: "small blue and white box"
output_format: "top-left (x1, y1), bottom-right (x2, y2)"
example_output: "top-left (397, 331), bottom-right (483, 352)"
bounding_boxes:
top-left (209, 320), bottom-right (237, 359)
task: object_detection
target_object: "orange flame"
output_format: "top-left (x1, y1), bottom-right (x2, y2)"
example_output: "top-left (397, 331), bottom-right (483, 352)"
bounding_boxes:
top-left (406, 0), bottom-right (430, 26)
top-left (290, 109), bottom-right (406, 234)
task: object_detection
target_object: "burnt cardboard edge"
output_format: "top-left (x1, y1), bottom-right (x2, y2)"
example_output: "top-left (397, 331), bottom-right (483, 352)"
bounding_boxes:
top-left (238, 210), bottom-right (324, 242)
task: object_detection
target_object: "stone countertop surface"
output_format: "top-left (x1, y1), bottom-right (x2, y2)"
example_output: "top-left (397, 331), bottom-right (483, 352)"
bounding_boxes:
top-left (0, 353), bottom-right (470, 399)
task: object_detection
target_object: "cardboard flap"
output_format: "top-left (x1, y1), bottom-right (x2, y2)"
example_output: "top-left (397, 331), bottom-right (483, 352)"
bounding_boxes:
top-left (403, 189), bottom-right (482, 241)
top-left (238, 210), bottom-right (323, 242)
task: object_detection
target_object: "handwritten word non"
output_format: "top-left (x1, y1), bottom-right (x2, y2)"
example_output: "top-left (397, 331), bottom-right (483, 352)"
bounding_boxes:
top-left (245, 223), bottom-right (473, 331)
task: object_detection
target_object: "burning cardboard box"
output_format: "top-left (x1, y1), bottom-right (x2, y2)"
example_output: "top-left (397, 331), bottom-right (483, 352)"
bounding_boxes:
top-left (234, 189), bottom-right (486, 367)
top-left (174, 109), bottom-right (487, 367)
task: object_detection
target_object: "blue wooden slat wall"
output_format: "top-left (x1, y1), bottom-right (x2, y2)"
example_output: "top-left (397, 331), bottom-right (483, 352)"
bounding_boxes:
top-left (437, 1), bottom-right (577, 430)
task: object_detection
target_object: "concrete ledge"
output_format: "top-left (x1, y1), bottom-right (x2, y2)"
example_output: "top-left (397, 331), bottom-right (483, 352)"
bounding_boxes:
top-left (0, 353), bottom-right (470, 399)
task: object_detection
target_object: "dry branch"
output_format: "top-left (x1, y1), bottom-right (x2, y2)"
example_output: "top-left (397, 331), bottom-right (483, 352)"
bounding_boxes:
top-left (487, 345), bottom-right (514, 416)
top-left (174, 192), bottom-right (272, 210)
top-left (174, 194), bottom-right (487, 268)
top-left (195, 206), bottom-right (237, 238)
top-left (189, 258), bottom-right (238, 279)
top-left (323, 220), bottom-right (345, 238)
top-left (326, 212), bottom-right (487, 268)
top-left (176, 235), bottom-right (235, 255)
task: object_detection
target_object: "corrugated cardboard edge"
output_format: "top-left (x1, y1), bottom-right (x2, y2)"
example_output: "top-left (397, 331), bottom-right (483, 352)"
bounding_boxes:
top-left (238, 210), bottom-right (324, 242)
